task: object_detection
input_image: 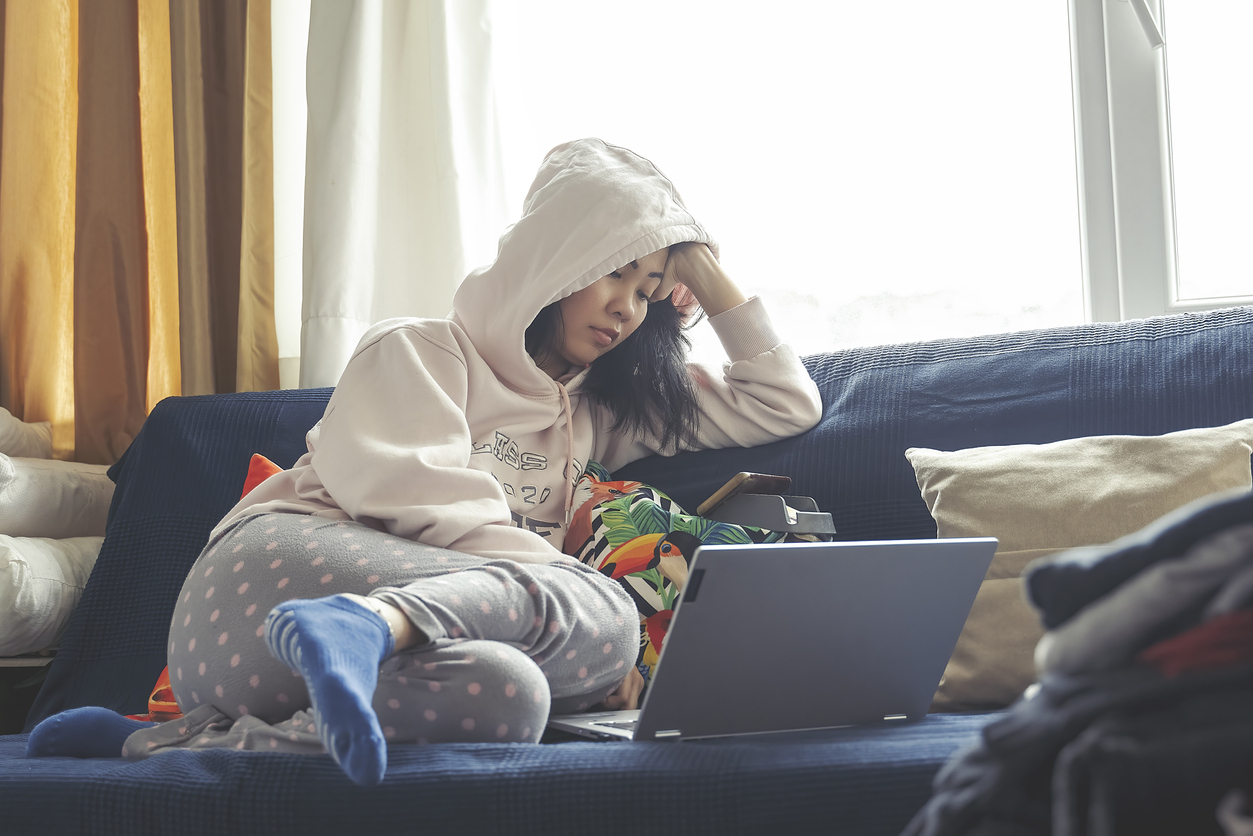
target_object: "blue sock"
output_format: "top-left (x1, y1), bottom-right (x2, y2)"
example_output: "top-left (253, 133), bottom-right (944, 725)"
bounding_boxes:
top-left (26, 706), bottom-right (157, 759)
top-left (264, 594), bottom-right (395, 786)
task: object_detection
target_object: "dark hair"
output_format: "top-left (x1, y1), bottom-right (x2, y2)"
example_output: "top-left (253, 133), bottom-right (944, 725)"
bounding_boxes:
top-left (526, 291), bottom-right (704, 453)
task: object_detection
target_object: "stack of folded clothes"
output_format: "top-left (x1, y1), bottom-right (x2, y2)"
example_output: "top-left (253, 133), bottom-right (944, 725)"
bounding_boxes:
top-left (906, 487), bottom-right (1253, 836)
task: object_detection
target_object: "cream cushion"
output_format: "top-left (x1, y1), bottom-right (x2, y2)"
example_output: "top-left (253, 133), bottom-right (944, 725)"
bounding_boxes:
top-left (0, 408), bottom-right (52, 459)
top-left (0, 454), bottom-right (114, 539)
top-left (0, 535), bottom-right (103, 656)
top-left (906, 417), bottom-right (1253, 711)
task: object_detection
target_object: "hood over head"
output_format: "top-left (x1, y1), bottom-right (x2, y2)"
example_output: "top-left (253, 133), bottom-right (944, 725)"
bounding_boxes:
top-left (451, 139), bottom-right (717, 394)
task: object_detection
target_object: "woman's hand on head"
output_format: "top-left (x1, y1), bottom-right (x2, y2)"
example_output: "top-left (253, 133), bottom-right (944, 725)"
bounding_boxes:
top-left (660, 243), bottom-right (748, 316)
top-left (597, 666), bottom-right (645, 710)
top-left (649, 256), bottom-right (679, 303)
top-left (655, 242), bottom-right (707, 302)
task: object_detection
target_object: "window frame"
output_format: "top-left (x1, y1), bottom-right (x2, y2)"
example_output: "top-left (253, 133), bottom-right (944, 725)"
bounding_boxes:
top-left (1070, 0), bottom-right (1253, 321)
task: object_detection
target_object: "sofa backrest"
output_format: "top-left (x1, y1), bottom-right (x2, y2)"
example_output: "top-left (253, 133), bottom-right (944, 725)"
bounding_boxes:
top-left (619, 305), bottom-right (1253, 540)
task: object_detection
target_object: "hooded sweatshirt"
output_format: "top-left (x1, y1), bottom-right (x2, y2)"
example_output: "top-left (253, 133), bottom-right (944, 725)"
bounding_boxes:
top-left (214, 139), bottom-right (823, 563)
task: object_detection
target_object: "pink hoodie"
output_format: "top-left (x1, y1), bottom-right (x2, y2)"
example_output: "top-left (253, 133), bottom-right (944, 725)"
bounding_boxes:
top-left (213, 140), bottom-right (822, 562)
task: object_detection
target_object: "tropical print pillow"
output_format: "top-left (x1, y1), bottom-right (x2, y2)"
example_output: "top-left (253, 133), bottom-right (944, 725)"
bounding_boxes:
top-left (563, 462), bottom-right (813, 684)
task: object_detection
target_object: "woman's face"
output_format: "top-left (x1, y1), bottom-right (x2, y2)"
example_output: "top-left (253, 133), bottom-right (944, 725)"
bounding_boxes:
top-left (539, 248), bottom-right (669, 378)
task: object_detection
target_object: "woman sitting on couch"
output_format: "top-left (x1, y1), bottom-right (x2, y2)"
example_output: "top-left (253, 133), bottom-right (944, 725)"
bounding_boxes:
top-left (27, 139), bottom-right (822, 786)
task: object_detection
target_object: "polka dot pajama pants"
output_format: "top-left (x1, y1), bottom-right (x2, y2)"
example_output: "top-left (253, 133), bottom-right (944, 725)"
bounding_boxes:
top-left (122, 512), bottom-right (638, 759)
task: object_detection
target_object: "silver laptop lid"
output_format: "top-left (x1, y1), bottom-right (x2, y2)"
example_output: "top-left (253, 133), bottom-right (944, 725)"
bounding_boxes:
top-left (633, 538), bottom-right (997, 742)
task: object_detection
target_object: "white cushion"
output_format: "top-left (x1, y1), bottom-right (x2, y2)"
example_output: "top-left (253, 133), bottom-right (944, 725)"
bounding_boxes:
top-left (0, 454), bottom-right (114, 538)
top-left (0, 535), bottom-right (102, 656)
top-left (0, 407), bottom-right (52, 459)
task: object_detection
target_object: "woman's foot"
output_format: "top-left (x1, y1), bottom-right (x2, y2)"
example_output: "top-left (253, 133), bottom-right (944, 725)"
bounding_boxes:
top-left (263, 594), bottom-right (395, 786)
top-left (26, 706), bottom-right (157, 758)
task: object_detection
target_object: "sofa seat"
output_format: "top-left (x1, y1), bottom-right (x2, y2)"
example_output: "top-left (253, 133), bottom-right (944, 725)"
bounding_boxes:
top-left (3, 713), bottom-right (995, 835)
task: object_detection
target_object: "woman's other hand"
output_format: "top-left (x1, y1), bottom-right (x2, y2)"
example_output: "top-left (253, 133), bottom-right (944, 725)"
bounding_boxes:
top-left (659, 243), bottom-right (748, 316)
top-left (598, 666), bottom-right (645, 710)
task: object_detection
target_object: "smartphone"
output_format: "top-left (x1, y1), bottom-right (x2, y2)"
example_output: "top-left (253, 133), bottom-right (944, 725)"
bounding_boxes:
top-left (696, 472), bottom-right (792, 516)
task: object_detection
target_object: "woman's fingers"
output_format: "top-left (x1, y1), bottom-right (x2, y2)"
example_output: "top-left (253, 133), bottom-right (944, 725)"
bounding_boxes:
top-left (597, 666), bottom-right (645, 710)
top-left (649, 274), bottom-right (678, 303)
top-left (655, 242), bottom-right (705, 302)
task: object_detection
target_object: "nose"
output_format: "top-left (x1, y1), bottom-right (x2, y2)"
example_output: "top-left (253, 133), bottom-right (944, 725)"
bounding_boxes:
top-left (608, 289), bottom-right (641, 322)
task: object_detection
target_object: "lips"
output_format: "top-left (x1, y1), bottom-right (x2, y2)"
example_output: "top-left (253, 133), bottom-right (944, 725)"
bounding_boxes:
top-left (591, 327), bottom-right (618, 347)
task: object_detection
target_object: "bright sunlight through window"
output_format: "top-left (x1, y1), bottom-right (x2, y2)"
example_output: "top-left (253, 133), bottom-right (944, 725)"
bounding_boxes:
top-left (1163, 0), bottom-right (1253, 303)
top-left (492, 1), bottom-right (1084, 360)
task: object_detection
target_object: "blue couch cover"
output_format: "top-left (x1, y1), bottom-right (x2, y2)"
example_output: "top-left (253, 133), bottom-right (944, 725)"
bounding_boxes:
top-left (3, 305), bottom-right (1251, 835)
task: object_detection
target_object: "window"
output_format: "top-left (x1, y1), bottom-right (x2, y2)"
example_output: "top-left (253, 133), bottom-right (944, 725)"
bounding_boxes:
top-left (1071, 0), bottom-right (1253, 320)
top-left (492, 1), bottom-right (1083, 359)
top-left (1162, 1), bottom-right (1253, 303)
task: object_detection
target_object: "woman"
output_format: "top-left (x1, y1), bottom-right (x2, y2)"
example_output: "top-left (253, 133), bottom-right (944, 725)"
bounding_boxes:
top-left (28, 139), bottom-right (823, 785)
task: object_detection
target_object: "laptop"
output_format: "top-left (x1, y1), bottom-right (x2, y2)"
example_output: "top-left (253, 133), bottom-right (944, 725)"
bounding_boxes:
top-left (548, 537), bottom-right (997, 742)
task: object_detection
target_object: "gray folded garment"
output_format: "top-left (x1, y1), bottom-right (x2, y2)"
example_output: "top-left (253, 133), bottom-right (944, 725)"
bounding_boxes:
top-left (122, 704), bottom-right (327, 760)
top-left (1207, 558), bottom-right (1253, 619)
top-left (1035, 523), bottom-right (1253, 677)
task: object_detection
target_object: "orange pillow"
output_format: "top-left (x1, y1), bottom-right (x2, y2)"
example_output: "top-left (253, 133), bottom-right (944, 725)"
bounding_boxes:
top-left (240, 453), bottom-right (282, 498)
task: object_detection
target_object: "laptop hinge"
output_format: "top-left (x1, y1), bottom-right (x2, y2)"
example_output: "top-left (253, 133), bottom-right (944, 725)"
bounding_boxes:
top-left (653, 729), bottom-right (682, 740)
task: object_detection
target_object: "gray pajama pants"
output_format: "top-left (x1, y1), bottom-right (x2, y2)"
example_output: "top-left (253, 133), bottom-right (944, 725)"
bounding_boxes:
top-left (123, 512), bottom-right (637, 759)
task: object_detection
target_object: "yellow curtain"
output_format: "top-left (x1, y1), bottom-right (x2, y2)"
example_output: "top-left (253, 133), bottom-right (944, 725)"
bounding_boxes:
top-left (72, 0), bottom-right (181, 463)
top-left (171, 0), bottom-right (278, 399)
top-left (0, 0), bottom-right (278, 464)
top-left (238, 0), bottom-right (278, 393)
top-left (139, 0), bottom-right (182, 413)
top-left (0, 0), bottom-right (78, 460)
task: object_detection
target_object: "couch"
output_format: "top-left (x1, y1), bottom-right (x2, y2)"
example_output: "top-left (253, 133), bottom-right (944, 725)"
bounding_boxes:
top-left (3, 305), bottom-right (1251, 836)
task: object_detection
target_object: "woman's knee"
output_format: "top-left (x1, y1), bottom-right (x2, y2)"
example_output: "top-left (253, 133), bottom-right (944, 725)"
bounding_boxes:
top-left (564, 561), bottom-right (639, 665)
top-left (374, 640), bottom-right (550, 743)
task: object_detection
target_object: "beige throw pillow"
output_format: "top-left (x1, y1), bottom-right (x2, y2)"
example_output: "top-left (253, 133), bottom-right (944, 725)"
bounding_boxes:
top-left (906, 417), bottom-right (1253, 711)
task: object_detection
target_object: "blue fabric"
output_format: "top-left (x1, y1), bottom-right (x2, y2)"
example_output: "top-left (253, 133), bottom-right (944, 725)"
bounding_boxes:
top-left (619, 306), bottom-right (1253, 542)
top-left (1026, 488), bottom-right (1253, 629)
top-left (25, 390), bottom-right (333, 728)
top-left (902, 662), bottom-right (1253, 836)
top-left (0, 712), bottom-right (997, 836)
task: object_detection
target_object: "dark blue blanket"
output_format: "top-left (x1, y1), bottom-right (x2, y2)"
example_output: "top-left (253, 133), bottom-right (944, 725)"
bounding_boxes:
top-left (1, 713), bottom-right (996, 836)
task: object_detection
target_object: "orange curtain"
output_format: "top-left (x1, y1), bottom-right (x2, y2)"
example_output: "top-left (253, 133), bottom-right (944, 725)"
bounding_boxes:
top-left (0, 0), bottom-right (80, 460)
top-left (0, 0), bottom-right (277, 464)
top-left (171, 0), bottom-right (277, 399)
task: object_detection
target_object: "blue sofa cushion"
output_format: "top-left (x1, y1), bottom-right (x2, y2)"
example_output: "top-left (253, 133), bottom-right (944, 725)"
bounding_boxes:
top-left (3, 712), bottom-right (997, 836)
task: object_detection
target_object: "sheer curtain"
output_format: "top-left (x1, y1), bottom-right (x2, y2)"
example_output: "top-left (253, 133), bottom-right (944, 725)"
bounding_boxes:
top-left (299, 0), bottom-right (509, 388)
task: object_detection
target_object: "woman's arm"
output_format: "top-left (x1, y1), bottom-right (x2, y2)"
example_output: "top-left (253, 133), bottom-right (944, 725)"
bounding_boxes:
top-left (593, 248), bottom-right (823, 471)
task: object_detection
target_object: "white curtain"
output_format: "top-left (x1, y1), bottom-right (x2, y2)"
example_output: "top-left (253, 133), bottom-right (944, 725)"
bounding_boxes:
top-left (300, 0), bottom-right (509, 388)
